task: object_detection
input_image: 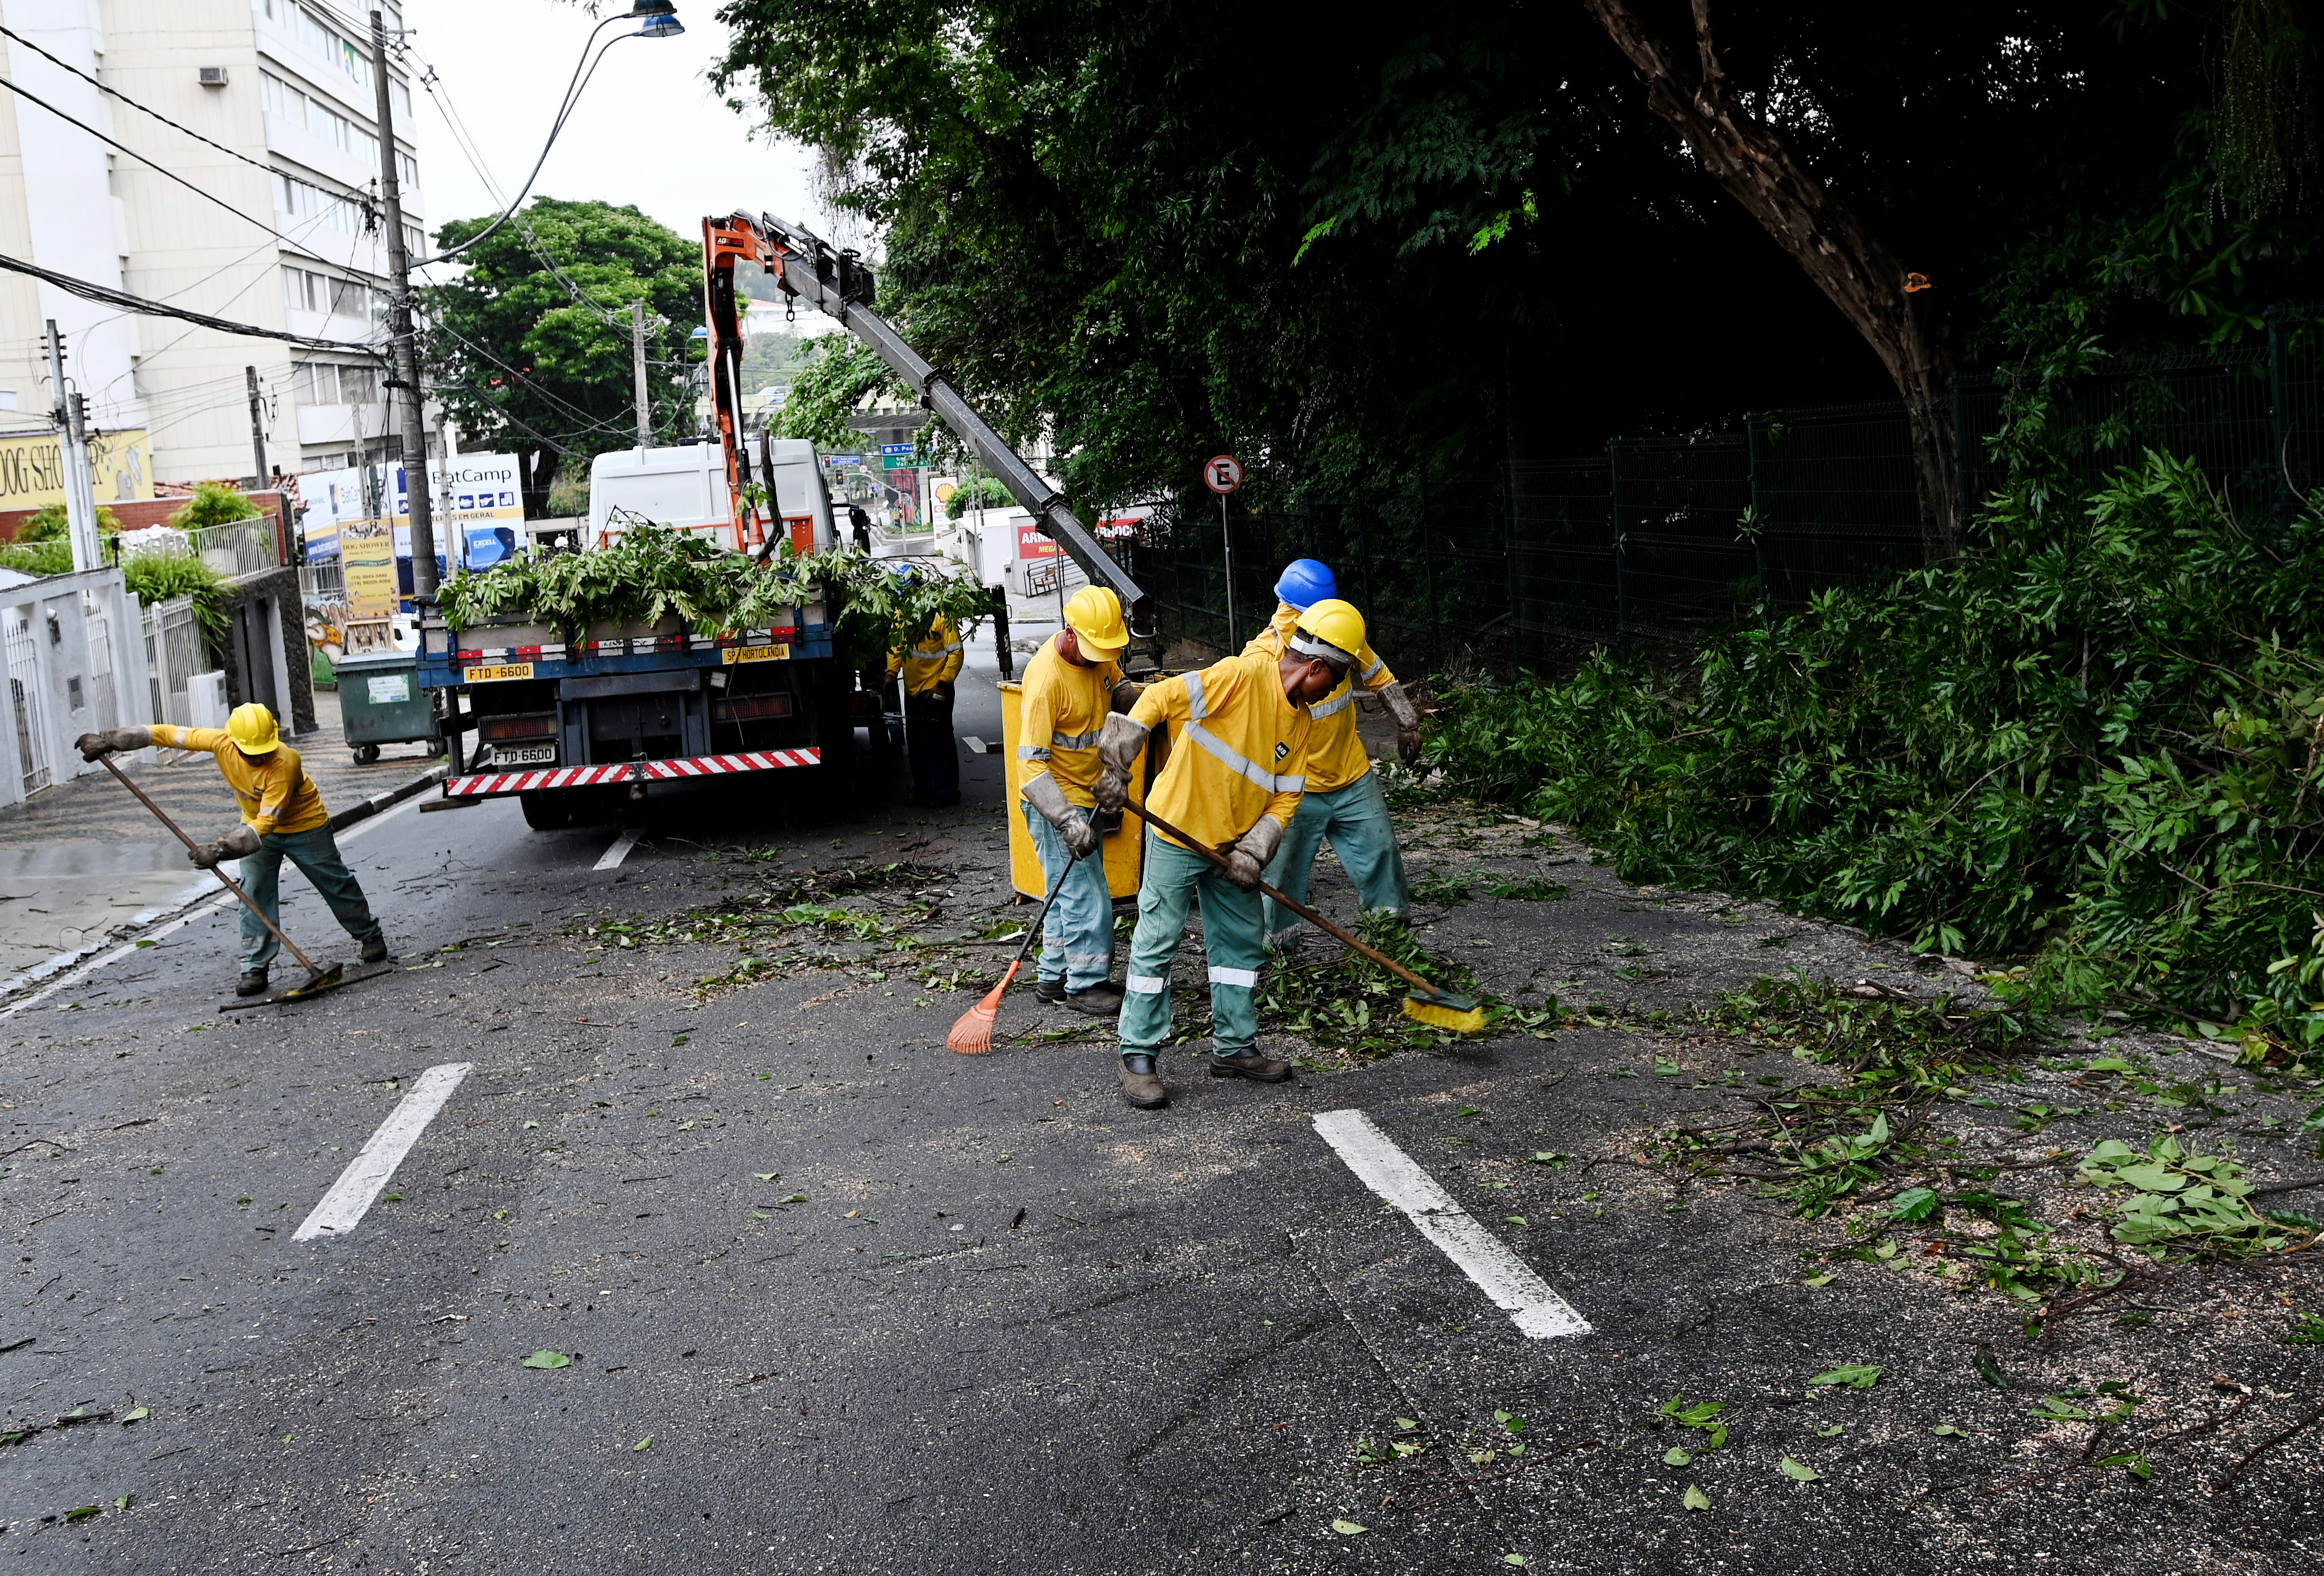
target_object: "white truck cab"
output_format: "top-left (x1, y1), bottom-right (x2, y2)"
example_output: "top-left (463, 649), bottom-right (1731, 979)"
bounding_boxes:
top-left (587, 439), bottom-right (835, 554)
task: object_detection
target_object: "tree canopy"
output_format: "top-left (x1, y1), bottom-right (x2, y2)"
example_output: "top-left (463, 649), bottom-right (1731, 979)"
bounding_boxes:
top-left (713, 1), bottom-right (2324, 508)
top-left (421, 198), bottom-right (704, 511)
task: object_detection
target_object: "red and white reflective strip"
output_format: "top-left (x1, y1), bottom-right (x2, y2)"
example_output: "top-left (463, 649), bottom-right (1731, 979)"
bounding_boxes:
top-left (451, 644), bottom-right (566, 662)
top-left (441, 749), bottom-right (821, 799)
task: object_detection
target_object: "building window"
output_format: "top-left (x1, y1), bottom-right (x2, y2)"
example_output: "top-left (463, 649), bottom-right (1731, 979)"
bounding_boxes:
top-left (397, 150), bottom-right (418, 188)
top-left (0, 390), bottom-right (19, 411)
top-left (390, 78), bottom-right (411, 122)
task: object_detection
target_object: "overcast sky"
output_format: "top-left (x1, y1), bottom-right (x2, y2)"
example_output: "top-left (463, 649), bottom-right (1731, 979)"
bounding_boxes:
top-left (402, 0), bottom-right (840, 333)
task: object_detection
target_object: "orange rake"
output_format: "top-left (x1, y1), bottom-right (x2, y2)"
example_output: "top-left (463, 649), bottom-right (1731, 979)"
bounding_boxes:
top-left (948, 843), bottom-right (1085, 1054)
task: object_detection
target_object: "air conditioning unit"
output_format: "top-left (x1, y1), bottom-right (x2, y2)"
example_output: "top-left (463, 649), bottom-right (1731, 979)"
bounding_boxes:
top-left (197, 66), bottom-right (228, 87)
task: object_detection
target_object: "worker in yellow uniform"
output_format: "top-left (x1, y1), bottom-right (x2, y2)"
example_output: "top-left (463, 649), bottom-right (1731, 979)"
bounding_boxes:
top-left (1243, 559), bottom-right (1424, 947)
top-left (1094, 598), bottom-right (1363, 1108)
top-left (886, 564), bottom-right (965, 807)
top-left (1016, 586), bottom-right (1140, 1014)
top-left (78, 704), bottom-right (386, 997)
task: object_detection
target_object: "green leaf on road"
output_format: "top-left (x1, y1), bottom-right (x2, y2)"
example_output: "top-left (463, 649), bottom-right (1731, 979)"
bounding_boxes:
top-left (1973, 1348), bottom-right (2012, 1388)
top-left (1505, 1215), bottom-right (1528, 1225)
top-left (1329, 1520), bottom-right (1367, 1535)
top-left (1683, 1485), bottom-right (1711, 1511)
top-left (1663, 1447), bottom-right (1692, 1466)
top-left (1816, 1425), bottom-right (1845, 1437)
top-left (1803, 1271), bottom-right (1837, 1286)
top-left (1932, 1424), bottom-right (1965, 1437)
top-left (1494, 1409), bottom-right (1525, 1435)
top-left (1811, 1365), bottom-right (1883, 1388)
top-left (118, 1408), bottom-right (148, 1425)
top-left (63, 1506), bottom-right (99, 1522)
top-left (522, 1350), bottom-right (573, 1370)
top-left (1779, 1456), bottom-right (1821, 1482)
top-left (634, 1436), bottom-right (653, 1451)
top-left (1890, 1186), bottom-right (1940, 1221)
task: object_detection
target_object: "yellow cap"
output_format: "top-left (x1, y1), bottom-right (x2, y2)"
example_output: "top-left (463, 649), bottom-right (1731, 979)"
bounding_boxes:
top-left (227, 702), bottom-right (280, 754)
top-left (1063, 585), bottom-right (1129, 652)
top-left (1290, 598), bottom-right (1365, 669)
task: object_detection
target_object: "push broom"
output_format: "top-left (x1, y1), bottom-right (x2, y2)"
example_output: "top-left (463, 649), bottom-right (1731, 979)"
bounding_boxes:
top-left (948, 842), bottom-right (1086, 1054)
top-left (91, 754), bottom-right (350, 1006)
top-left (1119, 801), bottom-right (1486, 1034)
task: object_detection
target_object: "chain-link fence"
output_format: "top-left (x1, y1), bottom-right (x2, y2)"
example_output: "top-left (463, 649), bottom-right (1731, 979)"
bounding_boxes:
top-left (1129, 304), bottom-right (2324, 673)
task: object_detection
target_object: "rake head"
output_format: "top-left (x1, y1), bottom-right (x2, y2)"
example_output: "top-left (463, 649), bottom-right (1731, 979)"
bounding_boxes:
top-left (946, 961), bottom-right (1022, 1055)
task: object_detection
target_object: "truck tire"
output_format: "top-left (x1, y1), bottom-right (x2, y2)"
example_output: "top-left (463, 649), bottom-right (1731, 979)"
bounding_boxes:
top-left (518, 791), bottom-right (571, 831)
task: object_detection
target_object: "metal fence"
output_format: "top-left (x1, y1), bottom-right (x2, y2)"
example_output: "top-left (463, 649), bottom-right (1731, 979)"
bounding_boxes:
top-left (1131, 304), bottom-right (2324, 672)
top-left (190, 519), bottom-right (281, 580)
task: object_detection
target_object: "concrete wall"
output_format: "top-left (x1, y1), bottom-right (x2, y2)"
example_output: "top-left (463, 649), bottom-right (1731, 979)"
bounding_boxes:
top-left (215, 563), bottom-right (311, 737)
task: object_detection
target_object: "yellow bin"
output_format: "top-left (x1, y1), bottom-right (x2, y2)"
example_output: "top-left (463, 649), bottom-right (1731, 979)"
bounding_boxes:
top-left (998, 679), bottom-right (1148, 901)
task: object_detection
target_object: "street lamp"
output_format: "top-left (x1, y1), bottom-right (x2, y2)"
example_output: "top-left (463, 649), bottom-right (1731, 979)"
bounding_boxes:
top-left (630, 0), bottom-right (686, 39)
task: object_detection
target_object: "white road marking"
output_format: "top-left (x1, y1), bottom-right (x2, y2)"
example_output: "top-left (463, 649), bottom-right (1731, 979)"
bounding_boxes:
top-left (0, 795), bottom-right (429, 1017)
top-left (295, 1063), bottom-right (473, 1241)
top-left (1312, 1107), bottom-right (1591, 1340)
top-left (593, 829), bottom-right (643, 870)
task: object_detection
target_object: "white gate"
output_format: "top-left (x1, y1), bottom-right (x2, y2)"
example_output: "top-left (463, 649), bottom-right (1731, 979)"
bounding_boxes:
top-left (143, 594), bottom-right (201, 730)
top-left (5, 606), bottom-right (51, 795)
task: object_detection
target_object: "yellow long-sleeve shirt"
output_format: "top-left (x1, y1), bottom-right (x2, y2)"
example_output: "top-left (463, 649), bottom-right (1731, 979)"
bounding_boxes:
top-left (150, 725), bottom-right (329, 835)
top-left (1017, 634), bottom-right (1122, 809)
top-left (1129, 648), bottom-right (1308, 851)
top-left (1242, 601), bottom-right (1396, 793)
top-left (889, 614), bottom-right (965, 697)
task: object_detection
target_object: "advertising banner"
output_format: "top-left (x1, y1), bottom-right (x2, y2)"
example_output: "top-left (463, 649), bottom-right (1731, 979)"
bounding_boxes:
top-left (0, 427), bottom-right (156, 512)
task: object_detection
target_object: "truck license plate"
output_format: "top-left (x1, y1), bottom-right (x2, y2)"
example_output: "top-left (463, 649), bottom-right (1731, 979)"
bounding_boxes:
top-left (495, 744), bottom-right (556, 765)
top-left (464, 662), bottom-right (534, 683)
top-left (721, 644), bottom-right (789, 664)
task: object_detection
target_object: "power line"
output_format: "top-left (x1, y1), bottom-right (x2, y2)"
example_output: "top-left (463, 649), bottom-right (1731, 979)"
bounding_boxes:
top-left (0, 251), bottom-right (384, 355)
top-left (0, 23), bottom-right (377, 208)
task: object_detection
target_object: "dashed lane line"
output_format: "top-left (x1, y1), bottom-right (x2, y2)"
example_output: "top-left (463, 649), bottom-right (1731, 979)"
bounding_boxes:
top-left (1312, 1107), bottom-right (1592, 1340)
top-left (295, 1062), bottom-right (473, 1242)
top-left (593, 828), bottom-right (643, 870)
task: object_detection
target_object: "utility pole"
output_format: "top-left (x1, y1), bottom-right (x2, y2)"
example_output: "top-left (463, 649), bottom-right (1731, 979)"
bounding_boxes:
top-left (370, 10), bottom-right (436, 595)
top-left (44, 320), bottom-right (99, 572)
top-left (245, 366), bottom-right (269, 492)
top-left (632, 299), bottom-right (653, 448)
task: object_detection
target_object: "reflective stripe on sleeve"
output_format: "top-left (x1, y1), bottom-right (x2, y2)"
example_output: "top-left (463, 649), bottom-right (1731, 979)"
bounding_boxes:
top-left (1359, 655), bottom-right (1385, 682)
top-left (1051, 728), bottom-right (1102, 750)
top-left (1017, 745), bottom-right (1052, 761)
top-left (1183, 668), bottom-right (1208, 720)
top-left (1207, 966), bottom-right (1257, 988)
top-left (915, 641), bottom-right (964, 658)
top-left (1308, 689), bottom-right (1356, 719)
top-left (1126, 974), bottom-right (1170, 995)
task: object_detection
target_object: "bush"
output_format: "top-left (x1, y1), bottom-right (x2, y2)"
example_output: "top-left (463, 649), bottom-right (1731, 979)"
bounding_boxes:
top-left (13, 502), bottom-right (121, 541)
top-left (1425, 448), bottom-right (2324, 1050)
top-left (167, 480), bottom-right (261, 532)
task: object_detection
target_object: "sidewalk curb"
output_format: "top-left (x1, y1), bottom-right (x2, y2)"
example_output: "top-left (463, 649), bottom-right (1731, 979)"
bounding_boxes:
top-left (0, 763), bottom-right (448, 1002)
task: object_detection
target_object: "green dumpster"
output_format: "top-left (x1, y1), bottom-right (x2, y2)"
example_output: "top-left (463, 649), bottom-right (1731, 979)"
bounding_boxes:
top-left (335, 652), bottom-right (438, 764)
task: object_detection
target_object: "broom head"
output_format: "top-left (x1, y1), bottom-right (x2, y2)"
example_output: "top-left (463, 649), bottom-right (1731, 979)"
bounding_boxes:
top-left (1400, 984), bottom-right (1486, 1034)
top-left (947, 960), bottom-right (1022, 1055)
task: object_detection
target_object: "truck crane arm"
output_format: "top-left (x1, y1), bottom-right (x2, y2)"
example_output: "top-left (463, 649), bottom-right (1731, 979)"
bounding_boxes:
top-left (702, 211), bottom-right (1144, 619)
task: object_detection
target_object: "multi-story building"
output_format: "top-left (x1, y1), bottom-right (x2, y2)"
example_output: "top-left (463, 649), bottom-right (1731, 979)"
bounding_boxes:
top-left (0, 0), bottom-right (435, 498)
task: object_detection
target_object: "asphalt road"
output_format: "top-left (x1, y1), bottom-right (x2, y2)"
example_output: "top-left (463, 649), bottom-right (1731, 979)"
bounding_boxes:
top-left (2, 656), bottom-right (2319, 1574)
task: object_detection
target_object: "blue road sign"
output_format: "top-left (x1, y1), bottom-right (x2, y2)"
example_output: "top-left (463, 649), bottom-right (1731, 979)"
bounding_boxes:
top-left (879, 443), bottom-right (914, 456)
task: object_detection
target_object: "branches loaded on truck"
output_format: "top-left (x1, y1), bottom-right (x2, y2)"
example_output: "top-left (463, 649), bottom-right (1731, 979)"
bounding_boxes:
top-left (416, 211), bottom-right (1144, 830)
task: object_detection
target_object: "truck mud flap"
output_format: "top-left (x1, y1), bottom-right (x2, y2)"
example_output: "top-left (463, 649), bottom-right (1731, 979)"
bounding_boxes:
top-left (443, 748), bottom-right (822, 800)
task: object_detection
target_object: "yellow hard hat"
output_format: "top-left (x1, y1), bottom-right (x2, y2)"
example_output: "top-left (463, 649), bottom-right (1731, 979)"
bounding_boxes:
top-left (1063, 585), bottom-right (1129, 652)
top-left (227, 702), bottom-right (280, 754)
top-left (1290, 598), bottom-right (1365, 669)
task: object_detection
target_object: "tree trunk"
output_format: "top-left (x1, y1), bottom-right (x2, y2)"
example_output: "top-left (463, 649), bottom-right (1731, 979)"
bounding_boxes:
top-left (1580, 0), bottom-right (1960, 555)
top-left (521, 445), bottom-right (561, 521)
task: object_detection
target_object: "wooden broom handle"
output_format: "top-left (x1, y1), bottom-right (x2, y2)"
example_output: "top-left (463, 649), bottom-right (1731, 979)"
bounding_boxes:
top-left (94, 753), bottom-right (320, 972)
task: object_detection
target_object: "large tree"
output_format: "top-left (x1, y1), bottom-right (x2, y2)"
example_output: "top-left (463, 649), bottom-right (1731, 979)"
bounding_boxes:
top-left (712, 2), bottom-right (2322, 520)
top-left (422, 198), bottom-right (704, 513)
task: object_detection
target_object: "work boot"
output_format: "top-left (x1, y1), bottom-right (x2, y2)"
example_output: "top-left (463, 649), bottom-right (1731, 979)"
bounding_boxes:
top-left (360, 935), bottom-right (389, 965)
top-left (1065, 981), bottom-right (1124, 1017)
top-left (235, 968), bottom-right (269, 999)
top-left (1033, 978), bottom-right (1068, 1004)
top-left (1117, 1054), bottom-right (1166, 1109)
top-left (1210, 1049), bottom-right (1291, 1083)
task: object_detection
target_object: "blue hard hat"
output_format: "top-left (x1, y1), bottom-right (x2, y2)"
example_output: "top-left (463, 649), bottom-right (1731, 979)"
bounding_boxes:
top-left (1274, 558), bottom-right (1337, 610)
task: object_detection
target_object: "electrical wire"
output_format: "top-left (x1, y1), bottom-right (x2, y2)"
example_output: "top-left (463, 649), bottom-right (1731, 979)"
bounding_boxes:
top-left (0, 71), bottom-right (317, 252)
top-left (414, 18), bottom-right (649, 268)
top-left (0, 23), bottom-right (378, 208)
top-left (0, 252), bottom-right (383, 354)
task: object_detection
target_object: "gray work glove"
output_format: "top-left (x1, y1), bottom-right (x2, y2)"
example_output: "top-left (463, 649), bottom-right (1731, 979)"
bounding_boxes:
top-left (1109, 679), bottom-right (1144, 715)
top-left (1380, 681), bottom-right (1424, 762)
top-left (1021, 771), bottom-right (1098, 860)
top-left (1224, 817), bottom-right (1284, 893)
top-left (1094, 713), bottom-right (1149, 812)
top-left (76, 726), bottom-right (151, 761)
top-left (189, 823), bottom-right (262, 869)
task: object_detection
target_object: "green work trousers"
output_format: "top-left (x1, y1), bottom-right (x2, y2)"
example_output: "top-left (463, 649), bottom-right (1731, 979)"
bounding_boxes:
top-left (1119, 829), bottom-right (1264, 1059)
top-left (1261, 771), bottom-right (1408, 944)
